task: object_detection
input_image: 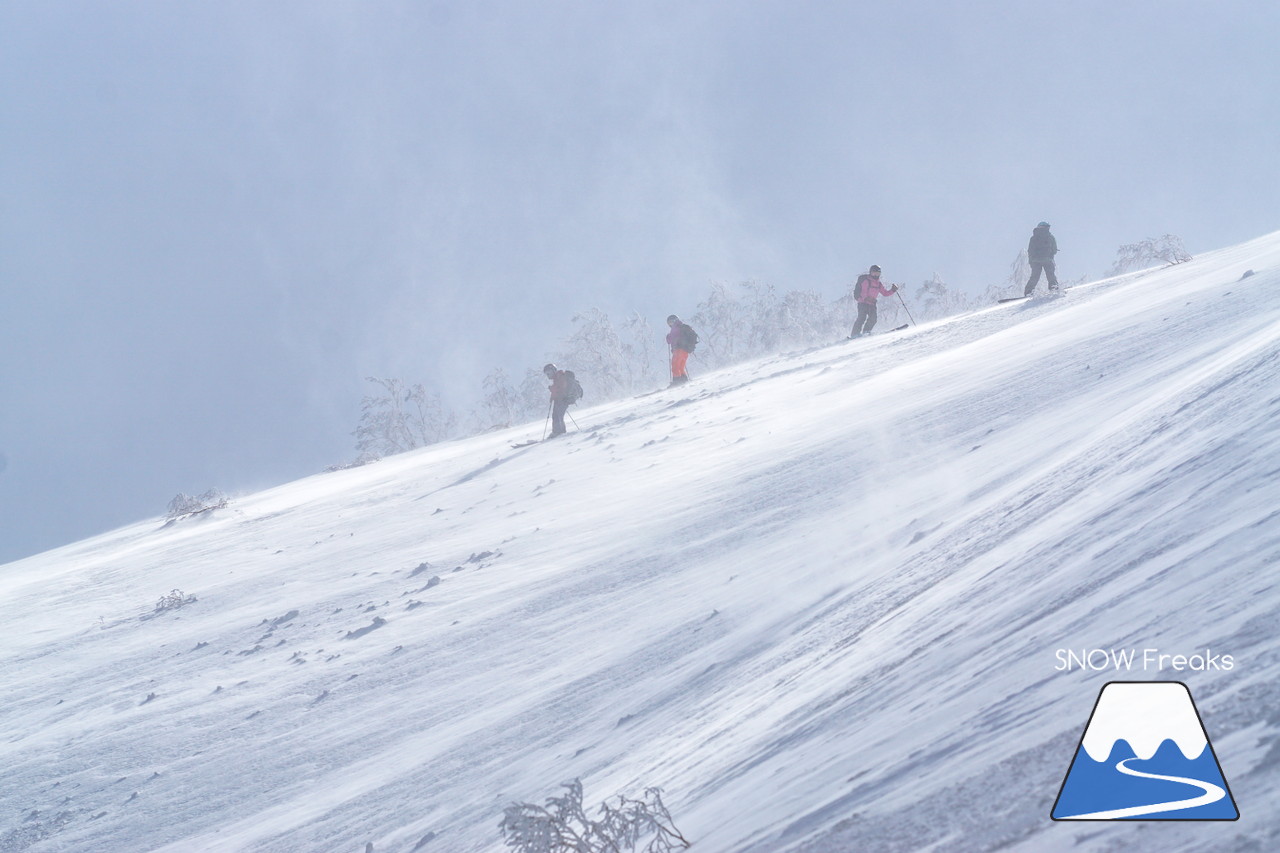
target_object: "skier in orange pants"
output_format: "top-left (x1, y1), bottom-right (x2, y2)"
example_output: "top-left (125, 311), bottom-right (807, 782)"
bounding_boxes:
top-left (665, 315), bottom-right (697, 386)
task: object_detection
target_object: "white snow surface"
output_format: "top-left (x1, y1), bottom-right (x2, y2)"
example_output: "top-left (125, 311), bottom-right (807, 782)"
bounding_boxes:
top-left (1080, 682), bottom-right (1208, 762)
top-left (4, 232), bottom-right (1280, 852)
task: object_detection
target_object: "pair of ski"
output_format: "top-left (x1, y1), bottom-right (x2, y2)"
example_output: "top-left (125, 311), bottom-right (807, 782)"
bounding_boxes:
top-left (998, 289), bottom-right (1063, 303)
top-left (511, 434), bottom-right (571, 448)
top-left (848, 324), bottom-right (909, 340)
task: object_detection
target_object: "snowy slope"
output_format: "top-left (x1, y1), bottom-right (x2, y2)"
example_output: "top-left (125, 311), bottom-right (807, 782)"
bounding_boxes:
top-left (3, 232), bottom-right (1280, 853)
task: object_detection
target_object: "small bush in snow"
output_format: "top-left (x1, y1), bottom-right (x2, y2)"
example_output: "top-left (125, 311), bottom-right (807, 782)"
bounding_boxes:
top-left (1111, 234), bottom-right (1192, 274)
top-left (499, 778), bottom-right (689, 853)
top-left (166, 489), bottom-right (228, 519)
top-left (155, 589), bottom-right (197, 612)
top-left (325, 453), bottom-right (380, 472)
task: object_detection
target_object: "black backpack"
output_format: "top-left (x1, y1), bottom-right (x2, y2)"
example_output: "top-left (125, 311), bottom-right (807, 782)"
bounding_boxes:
top-left (679, 323), bottom-right (698, 353)
top-left (563, 370), bottom-right (584, 403)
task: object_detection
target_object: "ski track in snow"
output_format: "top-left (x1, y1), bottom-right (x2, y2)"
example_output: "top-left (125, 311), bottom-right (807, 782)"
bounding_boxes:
top-left (2, 234), bottom-right (1280, 852)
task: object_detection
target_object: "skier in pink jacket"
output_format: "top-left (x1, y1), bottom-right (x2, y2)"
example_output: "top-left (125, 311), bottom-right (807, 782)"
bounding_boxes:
top-left (849, 264), bottom-right (899, 338)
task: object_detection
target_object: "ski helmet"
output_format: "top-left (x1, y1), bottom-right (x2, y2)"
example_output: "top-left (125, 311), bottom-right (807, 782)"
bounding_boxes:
top-left (666, 314), bottom-right (680, 325)
top-left (869, 264), bottom-right (881, 273)
top-left (1037, 221), bottom-right (1050, 228)
top-left (543, 363), bottom-right (557, 377)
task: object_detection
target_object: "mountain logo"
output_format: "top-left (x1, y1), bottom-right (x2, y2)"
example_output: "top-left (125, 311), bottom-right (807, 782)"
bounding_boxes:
top-left (1051, 681), bottom-right (1239, 820)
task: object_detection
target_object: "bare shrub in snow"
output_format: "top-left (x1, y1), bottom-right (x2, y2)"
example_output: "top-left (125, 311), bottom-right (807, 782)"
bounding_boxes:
top-left (155, 589), bottom-right (197, 612)
top-left (499, 779), bottom-right (689, 853)
top-left (1111, 234), bottom-right (1192, 274)
top-left (166, 489), bottom-right (227, 519)
top-left (354, 377), bottom-right (457, 458)
top-left (325, 453), bottom-right (379, 472)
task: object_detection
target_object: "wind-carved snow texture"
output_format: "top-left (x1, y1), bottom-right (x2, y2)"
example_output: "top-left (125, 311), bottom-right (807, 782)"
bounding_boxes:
top-left (2, 233), bottom-right (1280, 852)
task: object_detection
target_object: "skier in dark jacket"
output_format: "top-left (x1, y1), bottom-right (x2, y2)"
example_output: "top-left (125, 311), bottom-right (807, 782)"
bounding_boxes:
top-left (543, 363), bottom-right (571, 437)
top-left (849, 265), bottom-right (899, 338)
top-left (665, 315), bottom-right (697, 386)
top-left (1025, 222), bottom-right (1060, 295)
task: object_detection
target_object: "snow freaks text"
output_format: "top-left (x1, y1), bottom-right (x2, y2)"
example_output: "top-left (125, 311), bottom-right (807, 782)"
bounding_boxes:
top-left (1054, 649), bottom-right (1234, 672)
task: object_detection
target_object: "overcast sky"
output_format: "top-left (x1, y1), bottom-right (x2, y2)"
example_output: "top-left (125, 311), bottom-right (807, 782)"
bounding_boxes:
top-left (2, 0), bottom-right (1278, 564)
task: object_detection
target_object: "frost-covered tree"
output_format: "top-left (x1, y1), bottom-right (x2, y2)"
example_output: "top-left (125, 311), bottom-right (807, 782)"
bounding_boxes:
top-left (559, 309), bottom-right (627, 401)
top-left (474, 368), bottom-right (522, 432)
top-left (1111, 234), bottom-right (1192, 274)
top-left (166, 489), bottom-right (227, 519)
top-left (690, 279), bottom-right (784, 368)
top-left (778, 289), bottom-right (831, 348)
top-left (354, 377), bottom-right (456, 458)
top-left (690, 282), bottom-right (748, 366)
top-left (913, 272), bottom-right (973, 321)
top-left (739, 280), bottom-right (781, 357)
top-left (520, 367), bottom-right (552, 421)
top-left (154, 589), bottom-right (197, 611)
top-left (1005, 250), bottom-right (1032, 296)
top-left (875, 288), bottom-right (907, 329)
top-left (620, 311), bottom-right (663, 391)
top-left (499, 779), bottom-right (690, 853)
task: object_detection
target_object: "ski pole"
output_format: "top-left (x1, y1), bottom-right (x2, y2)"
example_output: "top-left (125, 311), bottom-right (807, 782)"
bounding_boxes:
top-left (541, 399), bottom-right (553, 441)
top-left (896, 287), bottom-right (916, 326)
top-left (567, 411), bottom-right (579, 431)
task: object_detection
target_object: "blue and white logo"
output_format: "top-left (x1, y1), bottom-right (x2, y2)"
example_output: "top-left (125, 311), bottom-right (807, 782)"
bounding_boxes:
top-left (1052, 681), bottom-right (1238, 820)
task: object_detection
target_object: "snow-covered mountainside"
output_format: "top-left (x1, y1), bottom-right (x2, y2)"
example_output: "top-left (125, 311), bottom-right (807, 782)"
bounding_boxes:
top-left (4, 232), bottom-right (1280, 853)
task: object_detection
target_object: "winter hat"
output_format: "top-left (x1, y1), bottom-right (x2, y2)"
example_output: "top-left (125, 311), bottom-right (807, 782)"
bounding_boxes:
top-left (869, 264), bottom-right (881, 273)
top-left (666, 314), bottom-right (680, 325)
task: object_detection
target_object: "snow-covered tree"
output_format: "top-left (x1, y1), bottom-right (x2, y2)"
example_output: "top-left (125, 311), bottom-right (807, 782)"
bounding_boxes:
top-left (1111, 234), bottom-right (1192, 274)
top-left (1005, 250), bottom-right (1032, 296)
top-left (166, 489), bottom-right (227, 519)
top-left (913, 272), bottom-right (972, 321)
top-left (354, 377), bottom-right (456, 458)
top-left (872, 287), bottom-right (907, 329)
top-left (739, 280), bottom-right (781, 357)
top-left (690, 282), bottom-right (748, 366)
top-left (474, 368), bottom-right (522, 432)
top-left (558, 309), bottom-right (627, 401)
top-left (620, 311), bottom-right (663, 392)
top-left (520, 367), bottom-right (552, 419)
top-left (690, 280), bottom-right (784, 368)
top-left (778, 289), bottom-right (831, 348)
